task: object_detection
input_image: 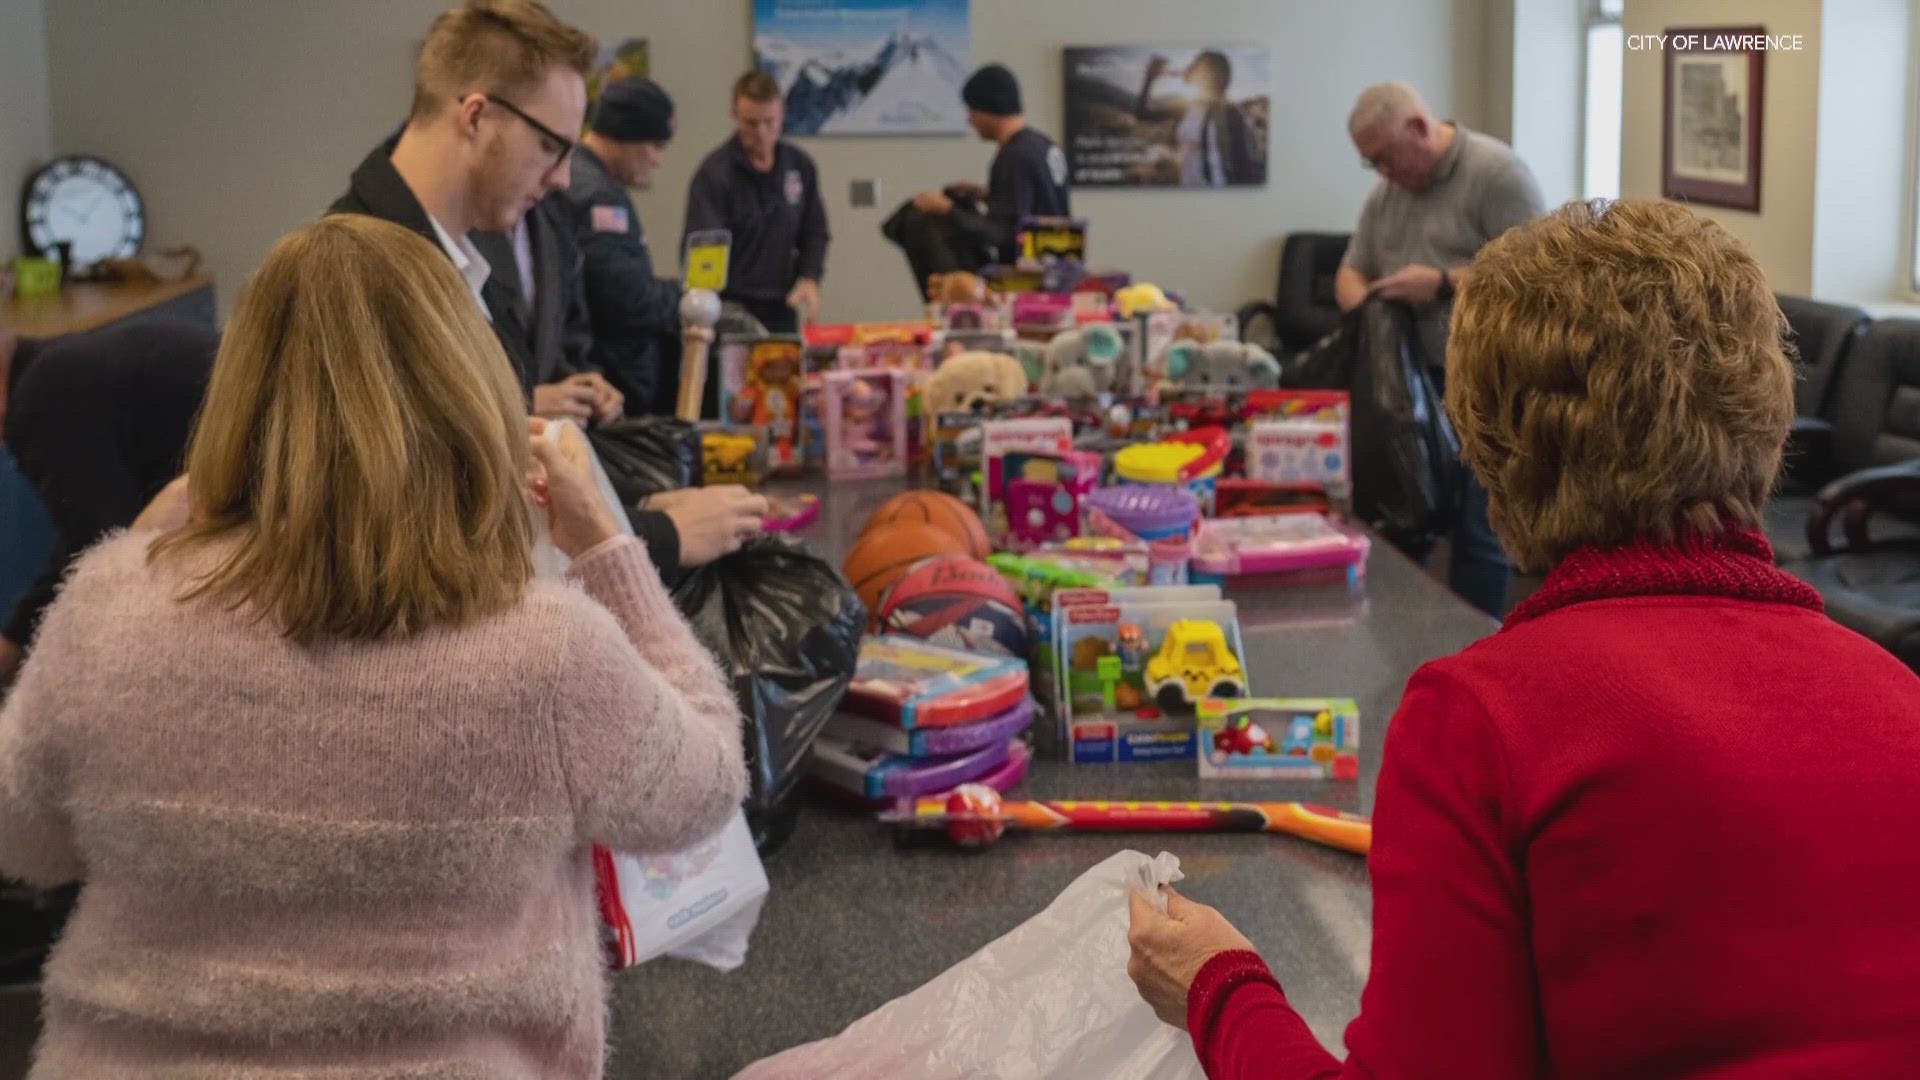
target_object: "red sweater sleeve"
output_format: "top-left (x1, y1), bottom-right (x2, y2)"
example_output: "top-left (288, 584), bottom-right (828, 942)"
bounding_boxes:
top-left (1187, 666), bottom-right (1542, 1079)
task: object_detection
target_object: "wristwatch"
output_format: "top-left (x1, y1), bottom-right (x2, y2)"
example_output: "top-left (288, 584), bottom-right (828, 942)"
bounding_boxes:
top-left (1435, 269), bottom-right (1455, 302)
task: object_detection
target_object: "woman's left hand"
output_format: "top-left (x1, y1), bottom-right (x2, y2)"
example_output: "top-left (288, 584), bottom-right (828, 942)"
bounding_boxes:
top-left (1127, 886), bottom-right (1259, 1030)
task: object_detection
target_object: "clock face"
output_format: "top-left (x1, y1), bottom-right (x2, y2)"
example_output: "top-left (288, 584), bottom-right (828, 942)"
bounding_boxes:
top-left (22, 156), bottom-right (146, 268)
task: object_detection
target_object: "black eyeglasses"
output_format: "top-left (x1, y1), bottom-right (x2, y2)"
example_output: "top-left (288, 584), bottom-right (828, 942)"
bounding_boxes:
top-left (481, 93), bottom-right (576, 170)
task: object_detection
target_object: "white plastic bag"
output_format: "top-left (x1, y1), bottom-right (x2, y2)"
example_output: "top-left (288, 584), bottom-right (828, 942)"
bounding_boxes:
top-left (534, 420), bottom-right (770, 973)
top-left (732, 850), bottom-right (1205, 1080)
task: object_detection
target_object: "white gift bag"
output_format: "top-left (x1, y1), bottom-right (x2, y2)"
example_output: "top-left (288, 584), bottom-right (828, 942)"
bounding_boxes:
top-left (535, 420), bottom-right (770, 973)
top-left (731, 850), bottom-right (1205, 1080)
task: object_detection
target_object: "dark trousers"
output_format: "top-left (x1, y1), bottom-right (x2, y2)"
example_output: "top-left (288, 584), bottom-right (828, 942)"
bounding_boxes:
top-left (1407, 361), bottom-right (1511, 619)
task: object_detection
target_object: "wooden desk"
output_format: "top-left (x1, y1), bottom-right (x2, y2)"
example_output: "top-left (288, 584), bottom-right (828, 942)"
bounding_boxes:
top-left (4, 274), bottom-right (216, 340)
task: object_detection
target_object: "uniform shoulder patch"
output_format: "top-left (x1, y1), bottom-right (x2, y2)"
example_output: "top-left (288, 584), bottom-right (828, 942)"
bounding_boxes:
top-left (1046, 146), bottom-right (1069, 187)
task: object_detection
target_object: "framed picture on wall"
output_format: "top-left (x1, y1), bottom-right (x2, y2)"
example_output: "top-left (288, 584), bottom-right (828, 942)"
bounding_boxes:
top-left (1063, 46), bottom-right (1270, 188)
top-left (753, 0), bottom-right (972, 136)
top-left (1662, 27), bottom-right (1765, 212)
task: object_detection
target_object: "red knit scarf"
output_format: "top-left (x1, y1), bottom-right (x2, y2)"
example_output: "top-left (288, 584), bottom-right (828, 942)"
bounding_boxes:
top-left (1506, 526), bottom-right (1824, 627)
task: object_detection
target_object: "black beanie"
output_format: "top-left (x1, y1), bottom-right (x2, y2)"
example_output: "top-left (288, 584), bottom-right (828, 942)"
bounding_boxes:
top-left (962, 64), bottom-right (1021, 117)
top-left (591, 77), bottom-right (675, 143)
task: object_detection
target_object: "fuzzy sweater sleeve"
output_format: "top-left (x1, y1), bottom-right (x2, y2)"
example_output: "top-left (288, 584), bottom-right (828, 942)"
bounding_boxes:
top-left (0, 574), bottom-right (87, 887)
top-left (549, 535), bottom-right (747, 854)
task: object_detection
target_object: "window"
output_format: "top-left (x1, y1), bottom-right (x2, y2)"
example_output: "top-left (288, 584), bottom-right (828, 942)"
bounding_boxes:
top-left (1582, 0), bottom-right (1624, 201)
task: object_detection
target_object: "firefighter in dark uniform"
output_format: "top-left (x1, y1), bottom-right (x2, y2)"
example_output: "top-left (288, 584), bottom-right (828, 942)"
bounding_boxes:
top-left (683, 71), bottom-right (831, 334)
top-left (893, 64), bottom-right (1071, 293)
top-left (563, 77), bottom-right (684, 416)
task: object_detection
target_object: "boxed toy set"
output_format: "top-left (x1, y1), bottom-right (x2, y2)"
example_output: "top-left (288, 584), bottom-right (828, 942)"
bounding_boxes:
top-left (1197, 697), bottom-right (1359, 781)
top-left (822, 369), bottom-right (909, 479)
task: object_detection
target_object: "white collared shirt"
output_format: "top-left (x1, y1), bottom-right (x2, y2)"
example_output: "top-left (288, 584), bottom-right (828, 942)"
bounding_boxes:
top-left (426, 213), bottom-right (493, 319)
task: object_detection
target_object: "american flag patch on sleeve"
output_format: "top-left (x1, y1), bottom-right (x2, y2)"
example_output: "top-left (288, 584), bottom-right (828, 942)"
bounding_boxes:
top-left (591, 205), bottom-right (630, 233)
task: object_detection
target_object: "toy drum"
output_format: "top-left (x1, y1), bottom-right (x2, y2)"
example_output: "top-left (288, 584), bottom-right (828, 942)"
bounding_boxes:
top-left (1084, 485), bottom-right (1200, 544)
top-left (1110, 429), bottom-right (1229, 516)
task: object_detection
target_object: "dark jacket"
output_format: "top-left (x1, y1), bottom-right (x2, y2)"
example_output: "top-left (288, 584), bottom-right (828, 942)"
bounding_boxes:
top-left (1204, 102), bottom-right (1260, 186)
top-left (682, 137), bottom-right (829, 304)
top-left (4, 321), bottom-right (215, 651)
top-left (328, 136), bottom-right (684, 580)
top-left (950, 127), bottom-right (1071, 261)
top-left (562, 144), bottom-right (683, 409)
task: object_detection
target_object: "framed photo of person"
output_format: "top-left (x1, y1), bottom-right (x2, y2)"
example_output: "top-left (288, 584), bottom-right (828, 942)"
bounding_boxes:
top-left (1662, 27), bottom-right (1765, 212)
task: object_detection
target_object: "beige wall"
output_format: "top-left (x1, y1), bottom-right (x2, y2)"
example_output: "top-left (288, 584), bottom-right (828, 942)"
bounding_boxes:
top-left (44, 0), bottom-right (1489, 322)
top-left (1, 0), bottom-right (51, 263)
top-left (1510, 0), bottom-right (1584, 208)
top-left (1811, 0), bottom-right (1911, 300)
top-left (1621, 0), bottom-right (1824, 294)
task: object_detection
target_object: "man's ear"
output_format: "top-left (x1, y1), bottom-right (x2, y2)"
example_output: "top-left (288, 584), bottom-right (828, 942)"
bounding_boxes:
top-left (454, 93), bottom-right (488, 140)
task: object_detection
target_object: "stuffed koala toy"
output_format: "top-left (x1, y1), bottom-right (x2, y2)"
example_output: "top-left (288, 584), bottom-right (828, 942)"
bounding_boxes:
top-left (924, 350), bottom-right (1031, 415)
top-left (1160, 339), bottom-right (1281, 392)
top-left (1039, 324), bottom-right (1127, 399)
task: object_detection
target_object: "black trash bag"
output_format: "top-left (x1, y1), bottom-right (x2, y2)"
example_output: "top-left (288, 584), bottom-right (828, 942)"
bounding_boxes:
top-left (585, 417), bottom-right (704, 518)
top-left (671, 534), bottom-right (866, 856)
top-left (0, 880), bottom-right (76, 985)
top-left (1283, 301), bottom-right (1464, 552)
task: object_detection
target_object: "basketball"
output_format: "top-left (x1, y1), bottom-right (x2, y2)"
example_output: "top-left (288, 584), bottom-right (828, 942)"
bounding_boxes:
top-left (875, 556), bottom-right (1031, 658)
top-left (861, 490), bottom-right (991, 559)
top-left (842, 523), bottom-right (973, 615)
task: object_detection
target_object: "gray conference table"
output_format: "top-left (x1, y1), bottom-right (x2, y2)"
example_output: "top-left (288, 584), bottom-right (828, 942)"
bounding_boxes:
top-left (611, 477), bottom-right (1496, 1079)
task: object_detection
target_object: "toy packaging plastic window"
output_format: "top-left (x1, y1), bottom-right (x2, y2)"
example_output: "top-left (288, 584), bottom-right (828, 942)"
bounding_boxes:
top-left (723, 337), bottom-right (807, 473)
top-left (1189, 513), bottom-right (1370, 585)
top-left (1197, 697), bottom-right (1360, 781)
top-left (1053, 595), bottom-right (1248, 764)
top-left (824, 368), bottom-right (909, 479)
top-left (839, 636), bottom-right (1030, 731)
top-left (1248, 411), bottom-right (1351, 500)
top-left (979, 417), bottom-right (1074, 540)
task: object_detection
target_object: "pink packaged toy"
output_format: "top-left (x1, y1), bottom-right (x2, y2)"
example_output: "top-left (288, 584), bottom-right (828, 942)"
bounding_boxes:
top-left (824, 368), bottom-right (908, 478)
top-left (1001, 449), bottom-right (1102, 547)
top-left (1189, 513), bottom-right (1370, 587)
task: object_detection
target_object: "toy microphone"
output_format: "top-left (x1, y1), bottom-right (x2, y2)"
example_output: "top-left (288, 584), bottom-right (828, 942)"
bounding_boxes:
top-left (677, 289), bottom-right (722, 422)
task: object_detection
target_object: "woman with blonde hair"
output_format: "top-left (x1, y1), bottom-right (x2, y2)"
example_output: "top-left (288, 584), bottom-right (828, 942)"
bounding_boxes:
top-left (1128, 199), bottom-right (1920, 1078)
top-left (0, 213), bottom-right (747, 1078)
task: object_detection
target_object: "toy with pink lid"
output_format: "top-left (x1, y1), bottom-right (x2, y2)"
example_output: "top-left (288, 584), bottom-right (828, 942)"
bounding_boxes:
top-left (1190, 512), bottom-right (1370, 587)
top-left (1081, 485), bottom-right (1198, 586)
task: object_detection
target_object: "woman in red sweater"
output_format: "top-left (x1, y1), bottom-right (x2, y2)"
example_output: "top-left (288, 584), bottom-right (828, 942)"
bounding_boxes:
top-left (1128, 198), bottom-right (1920, 1078)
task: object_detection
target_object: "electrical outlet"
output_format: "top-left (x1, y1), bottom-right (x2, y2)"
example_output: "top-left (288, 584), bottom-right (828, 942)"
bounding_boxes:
top-left (850, 178), bottom-right (880, 209)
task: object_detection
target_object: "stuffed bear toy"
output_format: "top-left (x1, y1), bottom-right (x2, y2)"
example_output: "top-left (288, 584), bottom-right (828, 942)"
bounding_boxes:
top-left (1159, 339), bottom-right (1282, 393)
top-left (1039, 324), bottom-right (1127, 399)
top-left (923, 350), bottom-right (1031, 416)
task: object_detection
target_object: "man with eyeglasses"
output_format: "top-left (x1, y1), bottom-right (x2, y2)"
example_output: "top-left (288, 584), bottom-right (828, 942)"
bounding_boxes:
top-left (329, 0), bottom-right (769, 579)
top-left (1333, 81), bottom-right (1544, 619)
top-left (330, 0), bottom-right (617, 426)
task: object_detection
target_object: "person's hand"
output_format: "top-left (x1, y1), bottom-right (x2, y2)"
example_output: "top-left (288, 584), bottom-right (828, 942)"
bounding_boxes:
top-left (1366, 264), bottom-right (1447, 304)
top-left (0, 637), bottom-right (20, 682)
top-left (913, 190), bottom-right (954, 216)
top-left (1127, 886), bottom-right (1258, 1030)
top-left (132, 475), bottom-right (194, 532)
top-left (787, 277), bottom-right (822, 322)
top-left (946, 181), bottom-right (987, 202)
top-left (1145, 54), bottom-right (1170, 81)
top-left (533, 380), bottom-right (599, 423)
top-left (647, 485), bottom-right (769, 567)
top-left (528, 421), bottom-right (623, 559)
top-left (565, 371), bottom-right (624, 424)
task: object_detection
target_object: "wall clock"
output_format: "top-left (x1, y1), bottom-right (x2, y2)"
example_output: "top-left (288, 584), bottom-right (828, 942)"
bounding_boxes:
top-left (20, 155), bottom-right (146, 268)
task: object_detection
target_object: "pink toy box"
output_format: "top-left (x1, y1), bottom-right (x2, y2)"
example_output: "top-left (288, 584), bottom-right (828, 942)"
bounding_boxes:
top-left (1002, 449), bottom-right (1103, 548)
top-left (1189, 513), bottom-right (1370, 587)
top-left (823, 368), bottom-right (909, 479)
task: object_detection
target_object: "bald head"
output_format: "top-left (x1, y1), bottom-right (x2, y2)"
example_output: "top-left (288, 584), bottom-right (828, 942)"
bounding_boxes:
top-left (1347, 81), bottom-right (1451, 191)
top-left (1349, 82), bottom-right (1429, 137)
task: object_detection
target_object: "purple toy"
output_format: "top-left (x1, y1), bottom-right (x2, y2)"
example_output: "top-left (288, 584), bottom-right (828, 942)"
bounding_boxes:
top-left (1083, 484), bottom-right (1201, 543)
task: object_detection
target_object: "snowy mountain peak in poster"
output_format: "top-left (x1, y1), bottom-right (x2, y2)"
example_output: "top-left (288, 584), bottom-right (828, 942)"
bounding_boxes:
top-left (755, 0), bottom-right (972, 136)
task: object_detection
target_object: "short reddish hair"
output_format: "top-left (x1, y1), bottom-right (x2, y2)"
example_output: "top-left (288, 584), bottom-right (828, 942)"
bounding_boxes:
top-left (411, 0), bottom-right (597, 120)
top-left (733, 71), bottom-right (781, 105)
top-left (1446, 198), bottom-right (1795, 572)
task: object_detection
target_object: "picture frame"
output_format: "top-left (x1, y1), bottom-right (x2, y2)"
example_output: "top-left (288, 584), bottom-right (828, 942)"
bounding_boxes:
top-left (1661, 27), bottom-right (1765, 212)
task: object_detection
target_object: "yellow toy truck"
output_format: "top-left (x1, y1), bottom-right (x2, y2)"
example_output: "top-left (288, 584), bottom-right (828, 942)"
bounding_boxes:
top-left (1144, 618), bottom-right (1246, 711)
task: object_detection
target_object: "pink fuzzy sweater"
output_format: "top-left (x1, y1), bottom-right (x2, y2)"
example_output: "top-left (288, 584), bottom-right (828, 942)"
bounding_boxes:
top-left (0, 532), bottom-right (747, 1078)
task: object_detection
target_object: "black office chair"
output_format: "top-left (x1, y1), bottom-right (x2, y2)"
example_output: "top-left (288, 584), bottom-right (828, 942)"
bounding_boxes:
top-left (1779, 318), bottom-right (1920, 670)
top-left (1238, 232), bottom-right (1351, 358)
top-left (1774, 295), bottom-right (1868, 484)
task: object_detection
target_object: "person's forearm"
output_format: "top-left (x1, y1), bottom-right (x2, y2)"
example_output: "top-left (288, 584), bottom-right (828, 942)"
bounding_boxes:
top-left (1336, 266), bottom-right (1371, 312)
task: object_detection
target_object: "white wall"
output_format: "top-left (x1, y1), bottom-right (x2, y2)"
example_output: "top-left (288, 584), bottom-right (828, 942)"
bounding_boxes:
top-left (1810, 0), bottom-right (1911, 301)
top-left (0, 0), bottom-right (51, 263)
top-left (1510, 0), bottom-right (1584, 208)
top-left (43, 0), bottom-right (1489, 322)
top-left (1621, 0), bottom-right (1824, 293)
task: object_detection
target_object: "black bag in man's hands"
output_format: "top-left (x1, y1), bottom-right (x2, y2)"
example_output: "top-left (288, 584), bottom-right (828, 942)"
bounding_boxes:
top-left (586, 417), bottom-right (704, 514)
top-left (671, 534), bottom-right (865, 856)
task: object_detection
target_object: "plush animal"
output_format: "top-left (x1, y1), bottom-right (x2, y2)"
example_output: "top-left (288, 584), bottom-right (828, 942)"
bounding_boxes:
top-left (1040, 324), bottom-right (1126, 399)
top-left (1160, 339), bottom-right (1282, 392)
top-left (923, 350), bottom-right (1031, 416)
top-left (927, 271), bottom-right (988, 305)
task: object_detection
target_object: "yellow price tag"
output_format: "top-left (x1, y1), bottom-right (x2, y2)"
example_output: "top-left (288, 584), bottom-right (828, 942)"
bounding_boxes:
top-left (683, 229), bottom-right (731, 292)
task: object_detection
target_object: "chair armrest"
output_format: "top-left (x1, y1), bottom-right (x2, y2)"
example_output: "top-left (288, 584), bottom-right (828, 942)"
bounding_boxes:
top-left (1808, 459), bottom-right (1920, 556)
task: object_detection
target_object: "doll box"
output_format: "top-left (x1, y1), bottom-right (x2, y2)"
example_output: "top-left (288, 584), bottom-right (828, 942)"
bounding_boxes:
top-left (823, 369), bottom-right (909, 479)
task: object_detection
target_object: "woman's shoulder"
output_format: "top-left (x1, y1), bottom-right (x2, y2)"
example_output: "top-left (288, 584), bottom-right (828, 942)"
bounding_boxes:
top-left (57, 530), bottom-right (169, 604)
